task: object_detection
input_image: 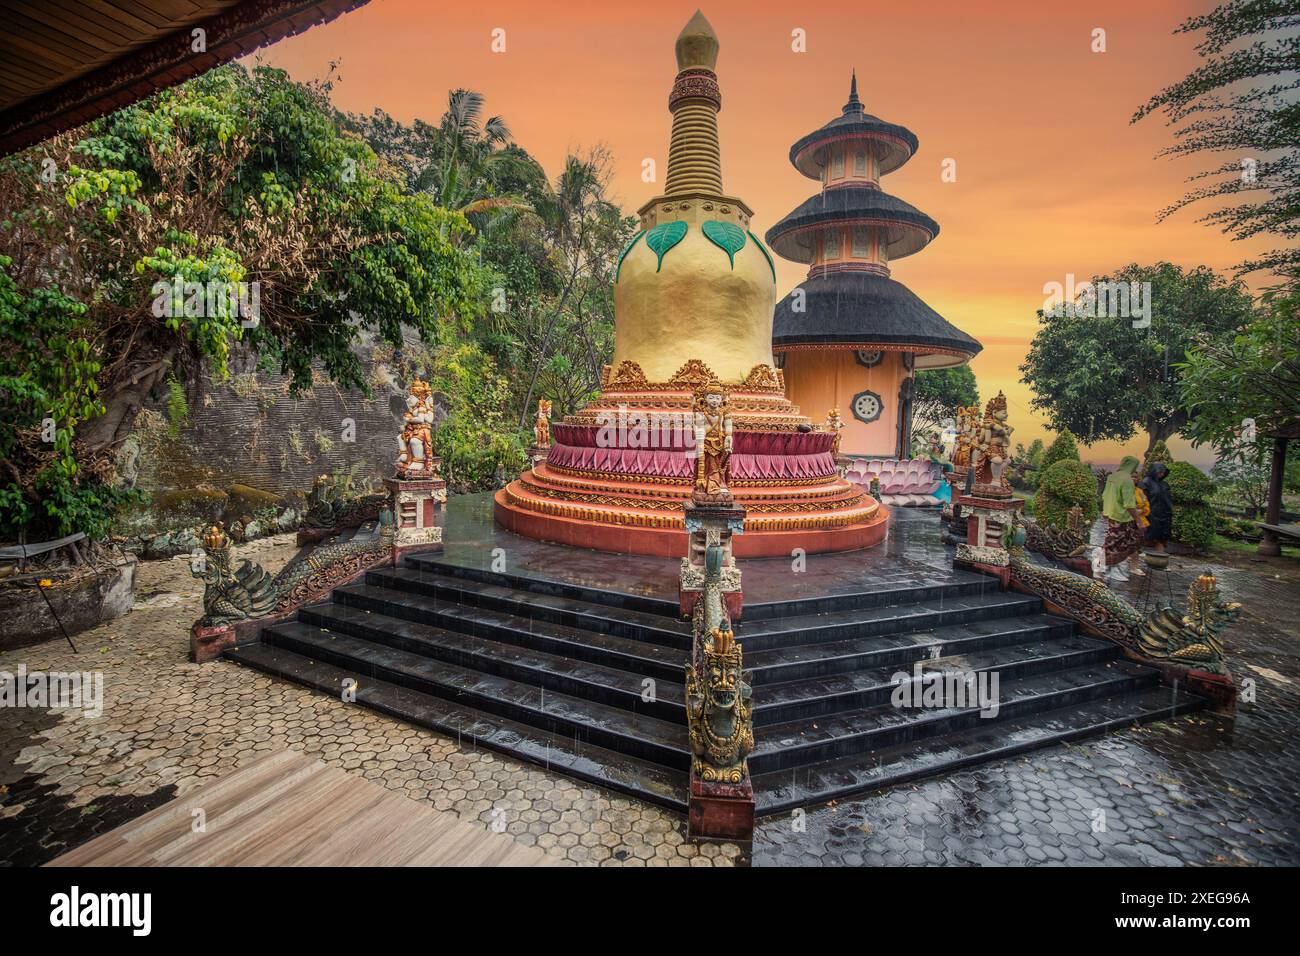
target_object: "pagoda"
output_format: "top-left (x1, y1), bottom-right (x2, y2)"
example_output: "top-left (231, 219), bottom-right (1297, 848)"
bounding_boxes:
top-left (495, 12), bottom-right (888, 557)
top-left (767, 75), bottom-right (981, 459)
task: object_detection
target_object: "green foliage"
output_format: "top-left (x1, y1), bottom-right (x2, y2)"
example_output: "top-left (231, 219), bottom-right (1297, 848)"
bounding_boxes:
top-left (1035, 459), bottom-right (1100, 529)
top-left (1178, 287), bottom-right (1300, 451)
top-left (1167, 460), bottom-right (1213, 505)
top-left (1143, 438), bottom-right (1172, 475)
top-left (426, 342), bottom-right (528, 489)
top-left (1133, 2), bottom-right (1300, 283)
top-left (0, 255), bottom-right (147, 538)
top-left (1020, 262), bottom-right (1257, 448)
top-left (0, 64), bottom-right (492, 539)
top-left (1174, 504), bottom-right (1218, 553)
top-left (912, 364), bottom-right (979, 445)
top-left (164, 376), bottom-right (189, 439)
top-left (1040, 429), bottom-right (1081, 471)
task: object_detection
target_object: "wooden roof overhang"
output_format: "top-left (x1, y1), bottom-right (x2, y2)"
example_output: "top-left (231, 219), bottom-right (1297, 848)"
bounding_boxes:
top-left (0, 0), bottom-right (370, 157)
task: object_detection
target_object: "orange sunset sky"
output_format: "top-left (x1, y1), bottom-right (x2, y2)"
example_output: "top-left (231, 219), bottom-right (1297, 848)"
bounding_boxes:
top-left (249, 0), bottom-right (1280, 467)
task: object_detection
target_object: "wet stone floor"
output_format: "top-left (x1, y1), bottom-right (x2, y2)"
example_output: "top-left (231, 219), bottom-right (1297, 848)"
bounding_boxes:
top-left (1, 507), bottom-right (1298, 867)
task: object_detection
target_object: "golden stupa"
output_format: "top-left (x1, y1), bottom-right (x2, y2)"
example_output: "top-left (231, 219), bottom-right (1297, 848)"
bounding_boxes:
top-left (613, 10), bottom-right (776, 382)
top-left (495, 11), bottom-right (888, 557)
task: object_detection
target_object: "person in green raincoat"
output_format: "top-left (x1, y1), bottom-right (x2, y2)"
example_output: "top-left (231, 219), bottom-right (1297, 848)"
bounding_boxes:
top-left (1101, 455), bottom-right (1143, 582)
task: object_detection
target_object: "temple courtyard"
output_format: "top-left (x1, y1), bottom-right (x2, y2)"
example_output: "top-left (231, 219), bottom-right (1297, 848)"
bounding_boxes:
top-left (2, 501), bottom-right (1296, 868)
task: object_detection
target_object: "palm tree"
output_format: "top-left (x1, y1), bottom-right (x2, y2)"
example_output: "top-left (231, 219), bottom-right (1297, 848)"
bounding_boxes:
top-left (417, 89), bottom-right (531, 217)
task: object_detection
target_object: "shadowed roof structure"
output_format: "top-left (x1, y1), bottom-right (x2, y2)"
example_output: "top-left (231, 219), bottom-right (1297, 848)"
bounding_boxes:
top-left (0, 0), bottom-right (371, 157)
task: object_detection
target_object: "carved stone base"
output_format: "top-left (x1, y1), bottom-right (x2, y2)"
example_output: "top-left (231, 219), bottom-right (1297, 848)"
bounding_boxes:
top-left (526, 444), bottom-right (550, 468)
top-left (679, 565), bottom-right (743, 619)
top-left (688, 772), bottom-right (754, 843)
top-left (385, 474), bottom-right (447, 553)
top-left (191, 621), bottom-right (236, 663)
top-left (681, 501), bottom-right (746, 618)
top-left (1139, 658), bottom-right (1238, 716)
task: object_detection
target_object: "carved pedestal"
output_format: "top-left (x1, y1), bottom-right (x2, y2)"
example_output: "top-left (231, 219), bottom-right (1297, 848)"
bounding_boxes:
top-left (688, 774), bottom-right (755, 843)
top-left (526, 444), bottom-right (550, 469)
top-left (385, 467), bottom-right (446, 563)
top-left (680, 501), bottom-right (746, 620)
top-left (954, 492), bottom-right (1023, 587)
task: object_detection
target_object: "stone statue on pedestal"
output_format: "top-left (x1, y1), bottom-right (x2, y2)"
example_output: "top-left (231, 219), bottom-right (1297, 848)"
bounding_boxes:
top-left (692, 384), bottom-right (733, 504)
top-left (396, 379), bottom-right (436, 478)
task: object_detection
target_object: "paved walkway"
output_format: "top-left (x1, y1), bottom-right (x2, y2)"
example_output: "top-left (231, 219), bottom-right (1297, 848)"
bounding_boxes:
top-left (2, 511), bottom-right (1297, 866)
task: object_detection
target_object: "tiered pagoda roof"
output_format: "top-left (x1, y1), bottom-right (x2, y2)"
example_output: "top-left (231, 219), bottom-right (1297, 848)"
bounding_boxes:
top-left (767, 74), bottom-right (980, 369)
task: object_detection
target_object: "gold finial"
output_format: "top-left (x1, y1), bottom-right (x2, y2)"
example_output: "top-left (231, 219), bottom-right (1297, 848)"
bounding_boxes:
top-left (675, 10), bottom-right (719, 71)
top-left (665, 11), bottom-right (724, 197)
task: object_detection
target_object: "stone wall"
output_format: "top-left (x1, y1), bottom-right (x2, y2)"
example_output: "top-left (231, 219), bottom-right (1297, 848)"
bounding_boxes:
top-left (118, 332), bottom-right (436, 539)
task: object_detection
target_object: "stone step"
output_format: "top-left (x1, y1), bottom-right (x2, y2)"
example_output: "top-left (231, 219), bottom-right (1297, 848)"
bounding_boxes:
top-left (328, 583), bottom-right (686, 683)
top-left (744, 614), bottom-right (1075, 685)
top-left (734, 591), bottom-right (1044, 652)
top-left (737, 569), bottom-right (1001, 621)
top-left (405, 554), bottom-right (683, 619)
top-left (752, 684), bottom-right (1203, 816)
top-left (408, 553), bottom-right (999, 621)
top-left (288, 604), bottom-right (686, 722)
top-left (746, 659), bottom-right (1159, 775)
top-left (257, 623), bottom-right (691, 769)
top-left (223, 642), bottom-right (689, 810)
top-left (750, 634), bottom-right (1119, 727)
top-left (364, 567), bottom-right (693, 649)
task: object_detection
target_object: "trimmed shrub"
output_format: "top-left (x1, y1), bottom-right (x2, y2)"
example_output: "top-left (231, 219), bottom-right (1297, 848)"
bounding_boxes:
top-left (1165, 460), bottom-right (1215, 552)
top-left (1141, 439), bottom-right (1172, 478)
top-left (1035, 459), bottom-right (1100, 529)
top-left (1174, 505), bottom-right (1217, 552)
top-left (1167, 461), bottom-right (1213, 505)
top-left (1040, 429), bottom-right (1081, 471)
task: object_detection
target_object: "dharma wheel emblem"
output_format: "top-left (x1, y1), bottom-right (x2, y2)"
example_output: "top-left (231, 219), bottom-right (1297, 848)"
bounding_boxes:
top-left (854, 350), bottom-right (883, 368)
top-left (851, 389), bottom-right (883, 424)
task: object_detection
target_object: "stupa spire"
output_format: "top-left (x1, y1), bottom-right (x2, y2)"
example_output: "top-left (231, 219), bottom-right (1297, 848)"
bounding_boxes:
top-left (843, 69), bottom-right (862, 114)
top-left (665, 10), bottom-right (724, 196)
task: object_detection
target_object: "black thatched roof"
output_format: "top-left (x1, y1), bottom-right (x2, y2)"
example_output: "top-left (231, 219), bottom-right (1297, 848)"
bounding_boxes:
top-left (772, 271), bottom-right (981, 358)
top-left (765, 188), bottom-right (939, 263)
top-left (789, 74), bottom-right (918, 179)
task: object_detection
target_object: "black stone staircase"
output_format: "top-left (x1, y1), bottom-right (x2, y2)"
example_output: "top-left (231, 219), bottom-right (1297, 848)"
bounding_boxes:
top-left (224, 553), bottom-right (1205, 816)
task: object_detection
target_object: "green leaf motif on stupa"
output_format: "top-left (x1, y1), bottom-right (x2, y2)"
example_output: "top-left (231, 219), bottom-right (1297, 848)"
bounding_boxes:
top-left (747, 230), bottom-right (777, 282)
top-left (616, 229), bottom-right (645, 283)
top-left (645, 221), bottom-right (688, 272)
top-left (702, 220), bottom-right (746, 269)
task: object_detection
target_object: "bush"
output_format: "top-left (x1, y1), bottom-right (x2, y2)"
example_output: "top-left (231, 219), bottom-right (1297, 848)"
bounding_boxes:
top-left (1167, 461), bottom-right (1213, 505)
top-left (1040, 430), bottom-right (1080, 471)
top-left (1164, 461), bottom-right (1215, 551)
top-left (1174, 505), bottom-right (1217, 552)
top-left (1142, 439), bottom-right (1172, 477)
top-left (1216, 515), bottom-right (1261, 542)
top-left (1035, 459), bottom-right (1100, 528)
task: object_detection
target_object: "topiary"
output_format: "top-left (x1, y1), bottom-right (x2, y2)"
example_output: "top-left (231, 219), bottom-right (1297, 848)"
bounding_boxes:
top-left (1141, 439), bottom-right (1172, 479)
top-left (1164, 460), bottom-right (1216, 552)
top-left (1035, 459), bottom-right (1100, 529)
top-left (1040, 429), bottom-right (1081, 471)
top-left (1166, 461), bottom-right (1213, 505)
top-left (1173, 504), bottom-right (1217, 552)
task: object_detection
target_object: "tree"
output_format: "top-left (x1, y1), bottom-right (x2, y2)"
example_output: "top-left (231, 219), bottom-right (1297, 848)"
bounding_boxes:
top-left (1040, 430), bottom-right (1081, 471)
top-left (1178, 286), bottom-right (1300, 552)
top-left (1133, 0), bottom-right (1300, 285)
top-left (0, 65), bottom-right (490, 538)
top-left (911, 364), bottom-right (979, 444)
top-left (350, 99), bottom-right (635, 431)
top-left (1178, 287), bottom-right (1300, 448)
top-left (1020, 262), bottom-right (1257, 451)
